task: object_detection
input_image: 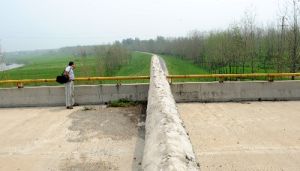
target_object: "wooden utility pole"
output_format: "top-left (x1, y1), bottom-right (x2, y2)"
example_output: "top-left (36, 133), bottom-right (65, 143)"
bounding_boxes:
top-left (291, 0), bottom-right (299, 76)
top-left (278, 16), bottom-right (288, 72)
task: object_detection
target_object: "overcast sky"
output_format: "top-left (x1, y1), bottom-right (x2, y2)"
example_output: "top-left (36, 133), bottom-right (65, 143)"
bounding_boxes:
top-left (0, 0), bottom-right (285, 52)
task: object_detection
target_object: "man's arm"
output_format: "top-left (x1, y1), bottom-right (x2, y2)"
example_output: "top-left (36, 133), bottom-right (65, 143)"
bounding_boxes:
top-left (64, 67), bottom-right (70, 78)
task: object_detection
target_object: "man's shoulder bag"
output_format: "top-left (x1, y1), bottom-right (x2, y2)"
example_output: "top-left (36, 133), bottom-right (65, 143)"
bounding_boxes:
top-left (56, 70), bottom-right (69, 84)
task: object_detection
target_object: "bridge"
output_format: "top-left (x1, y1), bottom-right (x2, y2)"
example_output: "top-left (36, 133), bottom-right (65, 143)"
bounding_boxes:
top-left (0, 55), bottom-right (300, 170)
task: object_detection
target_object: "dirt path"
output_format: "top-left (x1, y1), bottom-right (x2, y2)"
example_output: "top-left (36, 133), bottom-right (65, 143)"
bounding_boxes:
top-left (137, 51), bottom-right (168, 75)
top-left (0, 105), bottom-right (145, 171)
top-left (158, 56), bottom-right (169, 75)
top-left (0, 63), bottom-right (24, 71)
top-left (178, 101), bottom-right (300, 171)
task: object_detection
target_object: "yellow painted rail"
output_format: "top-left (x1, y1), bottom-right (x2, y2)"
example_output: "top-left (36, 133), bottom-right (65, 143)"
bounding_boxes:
top-left (167, 73), bottom-right (300, 80)
top-left (0, 73), bottom-right (299, 86)
top-left (0, 76), bottom-right (150, 84)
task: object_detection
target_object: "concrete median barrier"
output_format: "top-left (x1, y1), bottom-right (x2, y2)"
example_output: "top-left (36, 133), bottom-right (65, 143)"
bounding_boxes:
top-left (142, 55), bottom-right (199, 171)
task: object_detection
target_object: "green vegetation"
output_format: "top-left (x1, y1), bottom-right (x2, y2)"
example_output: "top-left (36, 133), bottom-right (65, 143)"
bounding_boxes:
top-left (161, 55), bottom-right (208, 75)
top-left (2, 55), bottom-right (94, 80)
top-left (99, 43), bottom-right (132, 76)
top-left (108, 99), bottom-right (139, 107)
top-left (123, 32), bottom-right (296, 75)
top-left (161, 55), bottom-right (212, 82)
top-left (162, 54), bottom-right (277, 75)
top-left (0, 51), bottom-right (151, 86)
top-left (160, 54), bottom-right (293, 82)
top-left (219, 66), bottom-right (276, 74)
top-left (116, 52), bottom-right (151, 76)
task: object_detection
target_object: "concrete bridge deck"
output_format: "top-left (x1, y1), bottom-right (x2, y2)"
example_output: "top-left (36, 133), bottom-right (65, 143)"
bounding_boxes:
top-left (0, 105), bottom-right (145, 171)
top-left (1, 101), bottom-right (299, 171)
top-left (178, 101), bottom-right (300, 171)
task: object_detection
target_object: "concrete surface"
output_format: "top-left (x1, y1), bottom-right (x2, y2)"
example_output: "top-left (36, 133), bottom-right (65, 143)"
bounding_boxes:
top-left (0, 105), bottom-right (146, 171)
top-left (0, 84), bottom-right (149, 107)
top-left (143, 55), bottom-right (198, 171)
top-left (158, 56), bottom-right (169, 75)
top-left (178, 101), bottom-right (300, 171)
top-left (172, 81), bottom-right (300, 102)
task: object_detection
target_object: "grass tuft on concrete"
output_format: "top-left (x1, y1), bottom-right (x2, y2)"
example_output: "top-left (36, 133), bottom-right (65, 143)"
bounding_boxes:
top-left (108, 99), bottom-right (139, 107)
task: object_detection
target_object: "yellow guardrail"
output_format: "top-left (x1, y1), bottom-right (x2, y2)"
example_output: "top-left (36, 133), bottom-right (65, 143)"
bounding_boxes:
top-left (0, 73), bottom-right (299, 87)
top-left (167, 73), bottom-right (300, 80)
top-left (0, 76), bottom-right (150, 84)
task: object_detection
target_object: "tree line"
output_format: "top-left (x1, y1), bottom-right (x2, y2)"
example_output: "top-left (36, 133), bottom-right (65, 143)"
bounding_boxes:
top-left (73, 43), bottom-right (131, 76)
top-left (122, 1), bottom-right (300, 74)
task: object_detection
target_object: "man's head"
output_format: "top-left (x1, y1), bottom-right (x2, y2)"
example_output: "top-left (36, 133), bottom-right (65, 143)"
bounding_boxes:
top-left (69, 61), bottom-right (75, 68)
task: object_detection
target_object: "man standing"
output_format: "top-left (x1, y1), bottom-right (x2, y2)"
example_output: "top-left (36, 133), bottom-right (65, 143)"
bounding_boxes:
top-left (65, 61), bottom-right (75, 109)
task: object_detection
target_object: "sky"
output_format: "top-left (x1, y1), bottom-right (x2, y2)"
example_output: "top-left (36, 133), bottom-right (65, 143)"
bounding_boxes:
top-left (0, 0), bottom-right (286, 52)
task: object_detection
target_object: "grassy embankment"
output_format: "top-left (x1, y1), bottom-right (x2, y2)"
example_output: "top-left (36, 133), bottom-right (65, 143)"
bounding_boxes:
top-left (161, 55), bottom-right (289, 82)
top-left (161, 55), bottom-right (212, 82)
top-left (0, 51), bottom-right (151, 87)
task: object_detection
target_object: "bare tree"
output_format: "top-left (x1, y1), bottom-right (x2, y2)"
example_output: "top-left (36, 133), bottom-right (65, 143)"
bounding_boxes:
top-left (277, 16), bottom-right (287, 72)
top-left (289, 0), bottom-right (300, 74)
top-left (102, 43), bottom-right (131, 76)
top-left (242, 9), bottom-right (257, 73)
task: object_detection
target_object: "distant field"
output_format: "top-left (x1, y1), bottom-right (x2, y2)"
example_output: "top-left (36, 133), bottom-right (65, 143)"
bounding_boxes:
top-left (0, 52), bottom-right (151, 86)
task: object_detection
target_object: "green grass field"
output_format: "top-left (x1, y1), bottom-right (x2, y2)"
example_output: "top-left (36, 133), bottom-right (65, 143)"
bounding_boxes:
top-left (161, 55), bottom-right (278, 75)
top-left (161, 55), bottom-right (216, 82)
top-left (161, 55), bottom-right (208, 75)
top-left (0, 51), bottom-right (151, 87)
top-left (116, 52), bottom-right (151, 76)
top-left (160, 55), bottom-right (293, 82)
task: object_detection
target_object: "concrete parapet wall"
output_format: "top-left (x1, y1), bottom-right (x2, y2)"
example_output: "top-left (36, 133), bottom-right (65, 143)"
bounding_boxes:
top-left (171, 81), bottom-right (300, 102)
top-left (0, 84), bottom-right (148, 107)
top-left (1, 81), bottom-right (299, 107)
top-left (142, 56), bottom-right (199, 171)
